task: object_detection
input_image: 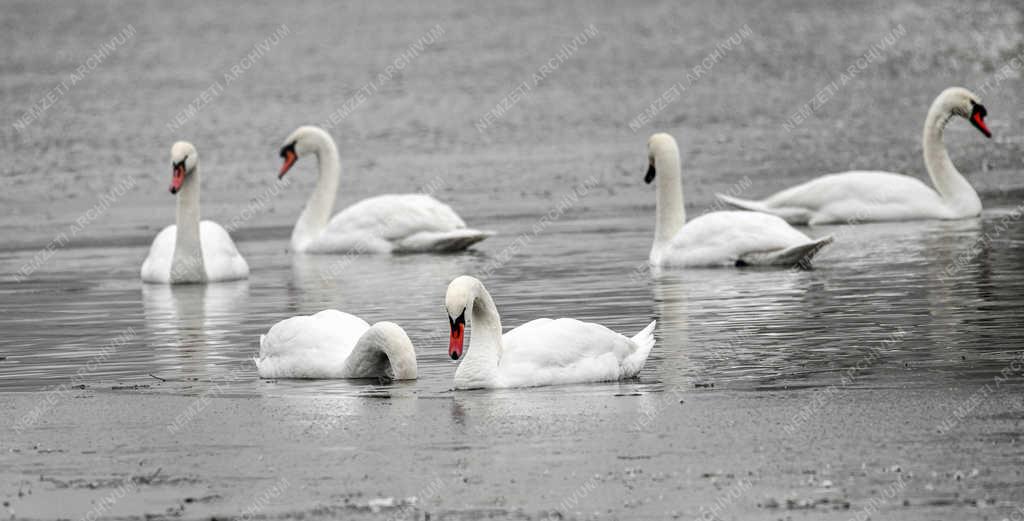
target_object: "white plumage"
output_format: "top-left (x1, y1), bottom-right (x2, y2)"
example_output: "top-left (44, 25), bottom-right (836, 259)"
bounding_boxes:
top-left (494, 318), bottom-right (657, 388)
top-left (308, 194), bottom-right (486, 253)
top-left (716, 87), bottom-right (992, 224)
top-left (278, 126), bottom-right (492, 253)
top-left (255, 310), bottom-right (417, 380)
top-left (645, 133), bottom-right (832, 268)
top-left (656, 211), bottom-right (832, 267)
top-left (141, 142), bottom-right (249, 284)
top-left (444, 276), bottom-right (655, 390)
top-left (141, 221), bottom-right (249, 283)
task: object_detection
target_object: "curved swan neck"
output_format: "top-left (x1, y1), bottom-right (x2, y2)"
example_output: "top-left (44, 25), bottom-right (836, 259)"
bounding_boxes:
top-left (292, 132), bottom-right (341, 250)
top-left (379, 341), bottom-right (417, 380)
top-left (172, 166), bottom-right (205, 282)
top-left (922, 97), bottom-right (980, 211)
top-left (455, 282), bottom-right (504, 386)
top-left (348, 322), bottom-right (417, 380)
top-left (653, 145), bottom-right (685, 247)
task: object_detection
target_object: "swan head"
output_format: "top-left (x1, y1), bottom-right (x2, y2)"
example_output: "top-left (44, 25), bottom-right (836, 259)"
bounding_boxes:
top-left (937, 87), bottom-right (991, 138)
top-left (278, 125), bottom-right (332, 179)
top-left (645, 133), bottom-right (679, 184)
top-left (445, 275), bottom-right (481, 361)
top-left (169, 141), bottom-right (198, 194)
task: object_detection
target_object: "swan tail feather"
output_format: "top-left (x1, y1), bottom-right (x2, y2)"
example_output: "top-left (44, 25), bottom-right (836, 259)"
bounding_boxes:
top-left (715, 193), bottom-right (769, 212)
top-left (715, 193), bottom-right (811, 225)
top-left (742, 235), bottom-right (834, 268)
top-left (623, 320), bottom-right (657, 378)
top-left (396, 229), bottom-right (494, 253)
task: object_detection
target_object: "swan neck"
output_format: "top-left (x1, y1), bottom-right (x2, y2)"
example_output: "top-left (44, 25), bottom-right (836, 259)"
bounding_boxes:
top-left (923, 101), bottom-right (978, 209)
top-left (172, 167), bottom-right (205, 282)
top-left (654, 149), bottom-right (685, 247)
top-left (354, 324), bottom-right (417, 380)
top-left (379, 340), bottom-right (416, 380)
top-left (456, 284), bottom-right (503, 386)
top-left (292, 137), bottom-right (341, 250)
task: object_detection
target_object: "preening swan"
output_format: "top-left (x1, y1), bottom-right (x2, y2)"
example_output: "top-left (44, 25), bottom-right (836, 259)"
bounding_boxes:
top-left (645, 133), bottom-right (833, 268)
top-left (140, 142), bottom-right (250, 284)
top-left (716, 87), bottom-right (993, 224)
top-left (278, 126), bottom-right (492, 253)
top-left (255, 310), bottom-right (417, 380)
top-left (444, 276), bottom-right (656, 389)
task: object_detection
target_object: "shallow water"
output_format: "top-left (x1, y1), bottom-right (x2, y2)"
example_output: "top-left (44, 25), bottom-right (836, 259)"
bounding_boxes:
top-left (2, 0), bottom-right (1024, 519)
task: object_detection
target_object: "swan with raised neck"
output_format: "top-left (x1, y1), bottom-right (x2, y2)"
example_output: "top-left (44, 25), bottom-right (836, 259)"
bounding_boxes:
top-left (644, 133), bottom-right (833, 267)
top-left (922, 86), bottom-right (988, 215)
top-left (140, 141), bottom-right (249, 284)
top-left (647, 132), bottom-right (686, 260)
top-left (715, 87), bottom-right (992, 224)
top-left (169, 141), bottom-right (206, 282)
top-left (443, 276), bottom-right (657, 389)
top-left (277, 125), bottom-right (493, 254)
top-left (278, 126), bottom-right (341, 252)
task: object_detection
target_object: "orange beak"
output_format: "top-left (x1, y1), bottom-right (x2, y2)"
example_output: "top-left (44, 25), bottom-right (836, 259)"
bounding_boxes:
top-left (279, 149), bottom-right (297, 179)
top-left (969, 103), bottom-right (992, 138)
top-left (170, 163), bottom-right (186, 194)
top-left (449, 311), bottom-right (466, 361)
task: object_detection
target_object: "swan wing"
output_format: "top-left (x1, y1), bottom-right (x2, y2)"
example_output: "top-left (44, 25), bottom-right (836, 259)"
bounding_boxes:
top-left (255, 310), bottom-right (370, 379)
top-left (306, 194), bottom-right (491, 253)
top-left (496, 318), bottom-right (642, 386)
top-left (199, 221), bottom-right (250, 282)
top-left (660, 211), bottom-right (816, 266)
top-left (140, 225), bottom-right (177, 283)
top-left (325, 194), bottom-right (467, 239)
top-left (760, 171), bottom-right (948, 223)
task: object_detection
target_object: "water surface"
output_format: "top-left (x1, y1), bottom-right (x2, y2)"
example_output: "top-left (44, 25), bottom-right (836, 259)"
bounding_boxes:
top-left (2, 0), bottom-right (1023, 519)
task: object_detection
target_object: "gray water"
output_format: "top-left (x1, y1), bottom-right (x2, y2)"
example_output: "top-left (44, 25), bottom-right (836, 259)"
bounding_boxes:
top-left (2, 0), bottom-right (1024, 519)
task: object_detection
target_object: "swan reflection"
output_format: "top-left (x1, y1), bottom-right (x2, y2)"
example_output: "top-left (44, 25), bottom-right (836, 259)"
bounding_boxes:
top-left (141, 281), bottom-right (250, 380)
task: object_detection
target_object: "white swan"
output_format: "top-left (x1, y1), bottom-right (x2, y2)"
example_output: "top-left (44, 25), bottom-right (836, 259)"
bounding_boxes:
top-left (444, 275), bottom-right (656, 389)
top-left (255, 310), bottom-right (417, 380)
top-left (716, 87), bottom-right (992, 224)
top-left (141, 142), bottom-right (250, 284)
top-left (646, 133), bottom-right (833, 268)
top-left (277, 126), bottom-right (492, 253)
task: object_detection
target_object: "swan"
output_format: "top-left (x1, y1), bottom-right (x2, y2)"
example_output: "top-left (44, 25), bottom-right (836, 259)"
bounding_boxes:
top-left (277, 126), bottom-right (493, 253)
top-left (141, 142), bottom-right (250, 284)
top-left (444, 275), bottom-right (656, 389)
top-left (255, 310), bottom-right (417, 380)
top-left (645, 133), bottom-right (833, 267)
top-left (716, 87), bottom-right (992, 224)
